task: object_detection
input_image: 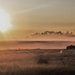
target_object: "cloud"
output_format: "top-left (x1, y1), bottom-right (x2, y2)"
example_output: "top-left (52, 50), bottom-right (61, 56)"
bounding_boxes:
top-left (31, 31), bottom-right (75, 37)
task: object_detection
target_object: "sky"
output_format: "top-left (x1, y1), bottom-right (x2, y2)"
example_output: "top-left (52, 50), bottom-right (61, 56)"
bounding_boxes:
top-left (0, 0), bottom-right (75, 40)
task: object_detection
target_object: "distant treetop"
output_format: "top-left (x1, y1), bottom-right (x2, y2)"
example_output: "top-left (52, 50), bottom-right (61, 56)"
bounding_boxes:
top-left (66, 45), bottom-right (75, 50)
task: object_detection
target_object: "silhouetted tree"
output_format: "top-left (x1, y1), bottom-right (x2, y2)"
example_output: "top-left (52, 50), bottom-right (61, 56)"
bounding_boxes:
top-left (66, 45), bottom-right (75, 49)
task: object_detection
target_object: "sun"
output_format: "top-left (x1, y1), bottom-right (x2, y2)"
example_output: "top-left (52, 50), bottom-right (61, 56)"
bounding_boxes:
top-left (0, 9), bottom-right (11, 32)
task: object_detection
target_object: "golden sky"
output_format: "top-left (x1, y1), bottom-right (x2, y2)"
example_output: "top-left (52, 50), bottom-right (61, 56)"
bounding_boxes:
top-left (0, 0), bottom-right (75, 40)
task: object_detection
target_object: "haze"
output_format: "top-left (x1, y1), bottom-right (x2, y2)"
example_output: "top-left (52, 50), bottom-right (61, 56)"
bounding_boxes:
top-left (0, 0), bottom-right (75, 41)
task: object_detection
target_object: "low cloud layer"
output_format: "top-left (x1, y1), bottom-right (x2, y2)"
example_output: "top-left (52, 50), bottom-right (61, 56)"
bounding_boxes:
top-left (24, 31), bottom-right (75, 41)
top-left (32, 31), bottom-right (75, 37)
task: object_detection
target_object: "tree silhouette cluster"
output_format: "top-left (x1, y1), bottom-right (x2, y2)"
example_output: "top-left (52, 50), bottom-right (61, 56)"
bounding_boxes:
top-left (66, 45), bottom-right (75, 50)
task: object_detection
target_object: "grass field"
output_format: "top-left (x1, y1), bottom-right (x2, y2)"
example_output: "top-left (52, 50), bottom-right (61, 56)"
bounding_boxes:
top-left (0, 49), bottom-right (75, 75)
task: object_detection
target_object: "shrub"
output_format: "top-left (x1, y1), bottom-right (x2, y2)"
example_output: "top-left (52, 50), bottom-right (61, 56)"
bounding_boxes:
top-left (66, 45), bottom-right (75, 50)
top-left (36, 54), bottom-right (49, 64)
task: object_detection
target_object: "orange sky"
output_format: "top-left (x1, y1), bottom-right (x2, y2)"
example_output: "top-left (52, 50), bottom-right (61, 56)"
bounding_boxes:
top-left (0, 0), bottom-right (75, 41)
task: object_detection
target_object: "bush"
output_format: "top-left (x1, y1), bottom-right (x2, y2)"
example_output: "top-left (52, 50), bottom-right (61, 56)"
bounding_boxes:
top-left (36, 54), bottom-right (49, 64)
top-left (66, 45), bottom-right (75, 50)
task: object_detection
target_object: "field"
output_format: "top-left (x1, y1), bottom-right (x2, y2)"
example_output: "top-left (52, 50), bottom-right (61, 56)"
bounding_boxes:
top-left (0, 49), bottom-right (75, 75)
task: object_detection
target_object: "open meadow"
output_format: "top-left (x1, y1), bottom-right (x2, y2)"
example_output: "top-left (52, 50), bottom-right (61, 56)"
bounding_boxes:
top-left (0, 49), bottom-right (75, 75)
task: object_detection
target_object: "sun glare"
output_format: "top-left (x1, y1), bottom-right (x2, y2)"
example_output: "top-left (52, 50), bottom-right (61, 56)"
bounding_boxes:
top-left (0, 9), bottom-right (11, 32)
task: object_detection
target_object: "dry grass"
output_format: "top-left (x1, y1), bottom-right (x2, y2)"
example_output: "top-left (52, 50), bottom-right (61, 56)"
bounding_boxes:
top-left (0, 49), bottom-right (75, 75)
top-left (0, 64), bottom-right (75, 75)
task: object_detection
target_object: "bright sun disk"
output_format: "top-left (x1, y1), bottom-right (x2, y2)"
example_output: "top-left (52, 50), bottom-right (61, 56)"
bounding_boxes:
top-left (0, 9), bottom-right (11, 32)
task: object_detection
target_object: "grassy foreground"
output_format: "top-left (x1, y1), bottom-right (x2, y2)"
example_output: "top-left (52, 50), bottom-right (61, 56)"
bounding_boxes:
top-left (0, 64), bottom-right (75, 75)
top-left (0, 49), bottom-right (75, 75)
